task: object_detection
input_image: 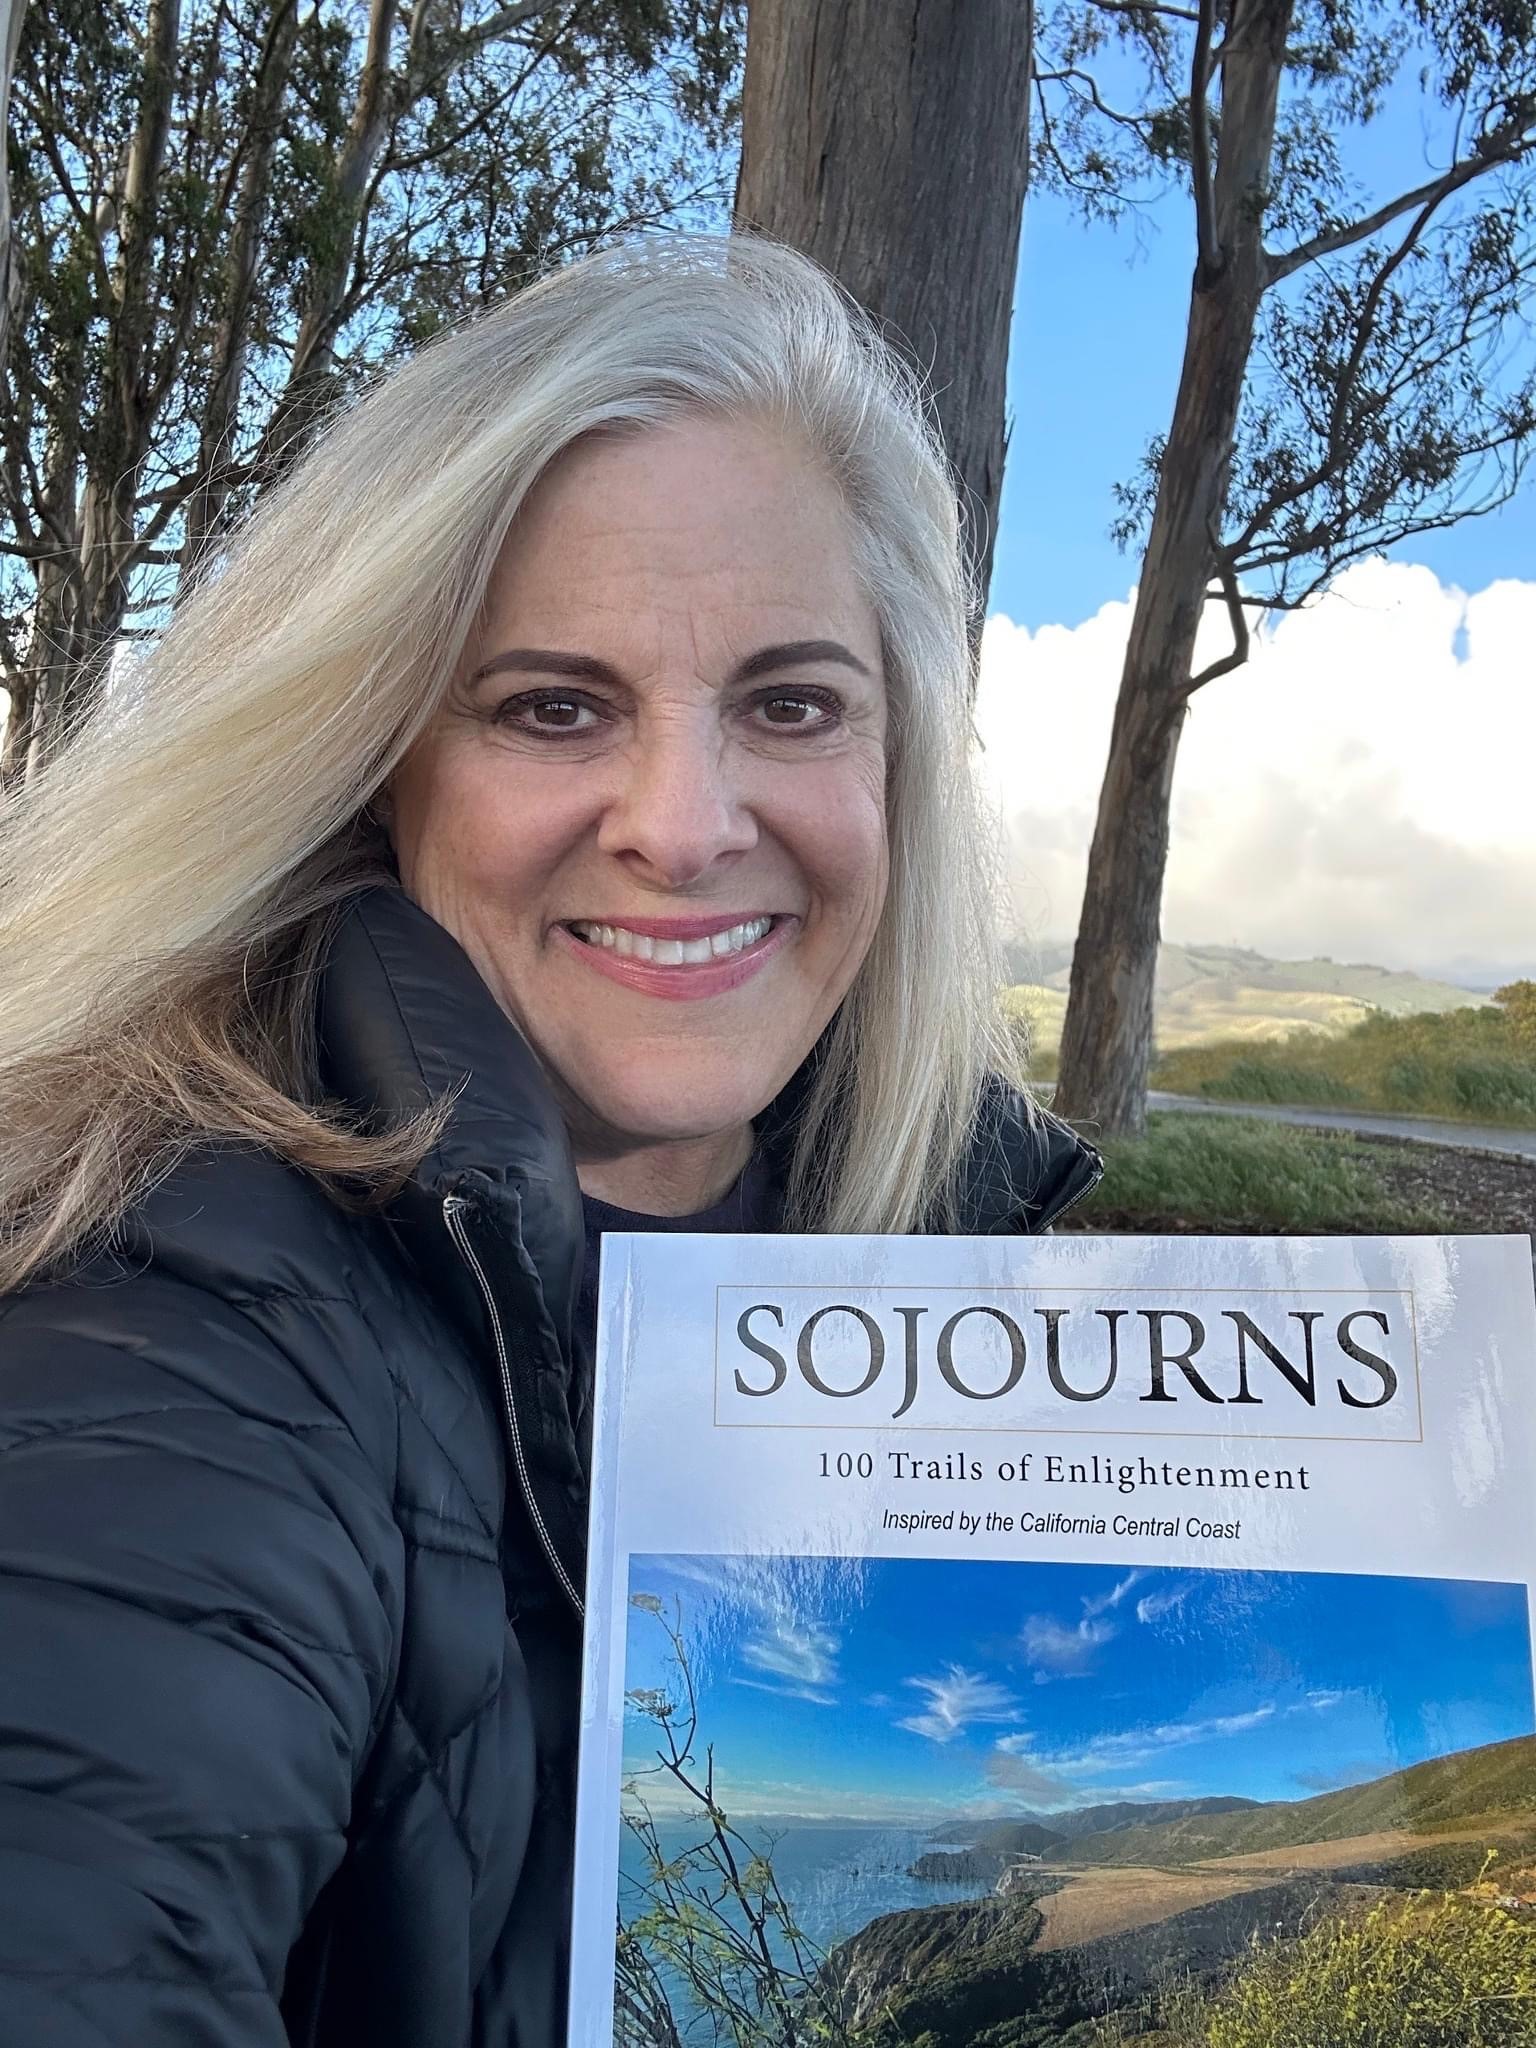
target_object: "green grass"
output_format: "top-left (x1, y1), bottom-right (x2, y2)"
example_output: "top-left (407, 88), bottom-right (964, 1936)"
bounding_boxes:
top-left (1152, 1002), bottom-right (1536, 1129)
top-left (1075, 1113), bottom-right (1451, 1232)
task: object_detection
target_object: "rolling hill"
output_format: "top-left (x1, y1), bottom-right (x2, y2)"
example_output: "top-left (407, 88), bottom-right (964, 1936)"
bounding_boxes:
top-left (938, 1795), bottom-right (1258, 1854)
top-left (1058, 1732), bottom-right (1536, 1867)
top-left (1004, 939), bottom-right (1490, 1057)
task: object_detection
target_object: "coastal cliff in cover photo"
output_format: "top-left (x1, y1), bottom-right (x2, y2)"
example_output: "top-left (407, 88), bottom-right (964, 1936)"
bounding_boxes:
top-left (613, 1556), bottom-right (1536, 2047)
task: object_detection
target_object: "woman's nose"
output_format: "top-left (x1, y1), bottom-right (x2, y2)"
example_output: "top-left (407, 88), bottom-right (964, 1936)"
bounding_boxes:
top-left (595, 714), bottom-right (758, 886)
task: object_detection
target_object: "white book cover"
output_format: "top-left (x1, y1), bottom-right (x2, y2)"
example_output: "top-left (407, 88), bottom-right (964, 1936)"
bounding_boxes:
top-left (569, 1233), bottom-right (1536, 2047)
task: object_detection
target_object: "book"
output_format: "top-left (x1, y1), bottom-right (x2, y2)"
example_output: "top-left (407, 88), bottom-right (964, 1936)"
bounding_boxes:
top-left (569, 1233), bottom-right (1536, 2048)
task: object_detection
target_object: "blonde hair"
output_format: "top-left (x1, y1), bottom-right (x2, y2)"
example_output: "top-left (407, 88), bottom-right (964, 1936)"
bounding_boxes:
top-left (0, 233), bottom-right (1025, 1292)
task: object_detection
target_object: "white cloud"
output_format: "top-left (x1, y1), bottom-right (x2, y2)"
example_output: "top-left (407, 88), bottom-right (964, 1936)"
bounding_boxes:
top-left (734, 1620), bottom-right (841, 1705)
top-left (1023, 1575), bottom-right (1144, 1678)
top-left (1030, 1703), bottom-right (1278, 1779)
top-left (1083, 1571), bottom-right (1145, 1619)
top-left (898, 1665), bottom-right (1023, 1744)
top-left (1021, 1612), bottom-right (1116, 1678)
top-left (1134, 1586), bottom-right (1190, 1625)
top-left (623, 1770), bottom-right (968, 1824)
top-left (976, 561), bottom-right (1536, 981)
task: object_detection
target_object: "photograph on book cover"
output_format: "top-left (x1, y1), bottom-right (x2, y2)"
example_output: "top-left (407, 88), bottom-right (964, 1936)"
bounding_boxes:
top-left (570, 1233), bottom-right (1536, 2047)
top-left (614, 1554), bottom-right (1535, 2047)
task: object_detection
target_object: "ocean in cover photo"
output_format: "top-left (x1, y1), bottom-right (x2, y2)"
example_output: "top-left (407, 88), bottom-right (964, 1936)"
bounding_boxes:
top-left (614, 1556), bottom-right (1536, 2047)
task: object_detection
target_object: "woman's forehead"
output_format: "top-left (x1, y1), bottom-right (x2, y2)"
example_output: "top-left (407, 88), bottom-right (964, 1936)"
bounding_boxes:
top-left (475, 418), bottom-right (881, 664)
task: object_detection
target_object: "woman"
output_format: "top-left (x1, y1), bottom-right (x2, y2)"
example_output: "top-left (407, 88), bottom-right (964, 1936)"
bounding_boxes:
top-left (0, 235), bottom-right (1101, 2046)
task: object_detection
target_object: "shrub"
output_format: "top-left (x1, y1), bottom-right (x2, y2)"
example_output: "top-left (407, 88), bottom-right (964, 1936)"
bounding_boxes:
top-left (1380, 1057), bottom-right (1433, 1106)
top-left (1103, 1882), bottom-right (1536, 2048)
top-left (1450, 1059), bottom-right (1536, 1119)
top-left (1197, 1060), bottom-right (1359, 1106)
top-left (1494, 981), bottom-right (1536, 1052)
top-left (1152, 1001), bottom-right (1536, 1129)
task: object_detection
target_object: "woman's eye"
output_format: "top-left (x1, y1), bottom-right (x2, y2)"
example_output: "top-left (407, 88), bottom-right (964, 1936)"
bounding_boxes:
top-left (753, 690), bottom-right (841, 731)
top-left (493, 692), bottom-right (603, 735)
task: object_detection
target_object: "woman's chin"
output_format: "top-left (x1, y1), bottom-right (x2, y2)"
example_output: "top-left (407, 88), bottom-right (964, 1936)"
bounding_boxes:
top-left (566, 1077), bottom-right (769, 1157)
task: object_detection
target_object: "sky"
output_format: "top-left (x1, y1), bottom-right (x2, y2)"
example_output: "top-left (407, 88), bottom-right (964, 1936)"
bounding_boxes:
top-left (993, 71), bottom-right (1536, 632)
top-left (975, 560), bottom-right (1536, 986)
top-left (5, 69), bottom-right (1530, 982)
top-left (979, 71), bottom-right (1535, 986)
top-left (622, 1556), bottom-right (1534, 1826)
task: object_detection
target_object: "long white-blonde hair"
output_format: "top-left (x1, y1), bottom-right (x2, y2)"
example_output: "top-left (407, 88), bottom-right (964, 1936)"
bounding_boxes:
top-left (0, 232), bottom-right (1025, 1291)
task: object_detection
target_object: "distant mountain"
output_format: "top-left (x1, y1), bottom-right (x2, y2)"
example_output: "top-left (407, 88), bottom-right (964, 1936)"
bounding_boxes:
top-left (1004, 939), bottom-right (1491, 1056)
top-left (1062, 1732), bottom-right (1536, 1867)
top-left (926, 1822), bottom-right (1066, 1863)
top-left (932, 1795), bottom-right (1257, 1852)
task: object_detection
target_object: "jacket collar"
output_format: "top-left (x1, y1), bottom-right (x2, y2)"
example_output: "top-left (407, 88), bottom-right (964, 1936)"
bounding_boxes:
top-left (948, 1077), bottom-right (1103, 1234)
top-left (316, 883), bottom-right (586, 1351)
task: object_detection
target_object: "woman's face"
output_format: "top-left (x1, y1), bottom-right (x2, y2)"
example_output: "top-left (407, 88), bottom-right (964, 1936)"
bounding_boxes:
top-left (389, 416), bottom-right (889, 1181)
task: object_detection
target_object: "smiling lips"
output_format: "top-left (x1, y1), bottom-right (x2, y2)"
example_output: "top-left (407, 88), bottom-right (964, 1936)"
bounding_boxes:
top-left (558, 912), bottom-right (790, 1001)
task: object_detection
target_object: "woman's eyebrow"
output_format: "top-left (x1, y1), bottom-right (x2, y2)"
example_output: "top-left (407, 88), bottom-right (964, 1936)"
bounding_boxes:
top-left (469, 638), bottom-right (872, 689)
top-left (733, 639), bottom-right (873, 681)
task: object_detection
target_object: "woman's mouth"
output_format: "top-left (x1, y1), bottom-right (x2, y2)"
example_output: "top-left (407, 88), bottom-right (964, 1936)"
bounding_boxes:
top-left (556, 913), bottom-right (791, 1000)
top-left (567, 914), bottom-right (771, 964)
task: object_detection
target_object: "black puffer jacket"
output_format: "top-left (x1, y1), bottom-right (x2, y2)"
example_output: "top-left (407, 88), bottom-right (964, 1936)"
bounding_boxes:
top-left (0, 885), bottom-right (1101, 2048)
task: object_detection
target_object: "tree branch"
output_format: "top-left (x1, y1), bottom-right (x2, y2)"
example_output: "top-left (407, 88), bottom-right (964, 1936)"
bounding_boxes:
top-left (1189, 0), bottom-right (1221, 280)
top-left (1034, 64), bottom-right (1163, 136)
top-left (453, 0), bottom-right (566, 56)
top-left (18, 91), bottom-right (111, 287)
top-left (1186, 542), bottom-right (1250, 692)
top-left (1085, 0), bottom-right (1203, 17)
top-left (1265, 113), bottom-right (1536, 284)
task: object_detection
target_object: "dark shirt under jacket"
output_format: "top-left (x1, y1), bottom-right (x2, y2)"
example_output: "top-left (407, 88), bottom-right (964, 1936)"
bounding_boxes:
top-left (571, 1150), bottom-right (782, 1465)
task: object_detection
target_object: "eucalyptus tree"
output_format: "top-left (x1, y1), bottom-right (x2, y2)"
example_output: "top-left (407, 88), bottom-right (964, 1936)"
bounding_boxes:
top-left (1043, 0), bottom-right (1536, 1133)
top-left (735, 0), bottom-right (1033, 613)
top-left (0, 0), bottom-right (742, 787)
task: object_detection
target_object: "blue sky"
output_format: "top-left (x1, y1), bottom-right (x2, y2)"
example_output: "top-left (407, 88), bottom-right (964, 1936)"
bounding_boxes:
top-left (973, 63), bottom-right (1536, 982)
top-left (994, 73), bottom-right (1535, 633)
top-left (622, 1557), bottom-right (1534, 1825)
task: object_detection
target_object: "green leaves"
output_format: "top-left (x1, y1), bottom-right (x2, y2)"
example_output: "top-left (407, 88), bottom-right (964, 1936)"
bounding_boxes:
top-left (1, 0), bottom-right (746, 739)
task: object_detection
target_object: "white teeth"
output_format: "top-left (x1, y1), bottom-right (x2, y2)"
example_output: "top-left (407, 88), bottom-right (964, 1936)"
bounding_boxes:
top-left (570, 916), bottom-right (773, 962)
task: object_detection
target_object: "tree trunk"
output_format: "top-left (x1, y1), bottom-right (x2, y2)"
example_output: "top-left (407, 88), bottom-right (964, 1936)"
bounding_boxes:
top-left (179, 0), bottom-right (299, 589)
top-left (733, 0), bottom-right (1031, 611)
top-left (1052, 0), bottom-right (1294, 1135)
top-left (0, 0), bottom-right (27, 370)
top-left (252, 0), bottom-right (396, 487)
top-left (30, 0), bottom-right (179, 765)
top-left (7, 317), bottom-right (85, 784)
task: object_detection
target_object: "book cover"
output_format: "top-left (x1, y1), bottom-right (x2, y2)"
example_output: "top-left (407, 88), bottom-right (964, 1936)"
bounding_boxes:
top-left (569, 1234), bottom-right (1536, 2047)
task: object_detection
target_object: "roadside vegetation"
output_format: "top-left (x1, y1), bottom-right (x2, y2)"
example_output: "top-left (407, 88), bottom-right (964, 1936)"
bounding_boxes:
top-left (1150, 986), bottom-right (1536, 1129)
top-left (1058, 1114), bottom-right (1454, 1233)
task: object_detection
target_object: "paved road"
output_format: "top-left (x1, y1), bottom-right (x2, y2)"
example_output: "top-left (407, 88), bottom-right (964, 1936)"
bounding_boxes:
top-left (1145, 1091), bottom-right (1536, 1162)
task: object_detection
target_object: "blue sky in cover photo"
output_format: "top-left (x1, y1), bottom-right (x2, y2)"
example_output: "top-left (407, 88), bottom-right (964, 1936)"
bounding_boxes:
top-left (621, 1556), bottom-right (1535, 1826)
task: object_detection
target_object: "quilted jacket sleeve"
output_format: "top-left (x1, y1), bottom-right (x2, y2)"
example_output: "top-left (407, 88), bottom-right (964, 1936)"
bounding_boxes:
top-left (0, 1269), bottom-right (404, 2046)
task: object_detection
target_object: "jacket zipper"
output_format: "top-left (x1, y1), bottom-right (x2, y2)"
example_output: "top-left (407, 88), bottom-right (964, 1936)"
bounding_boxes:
top-left (442, 1194), bottom-right (585, 1618)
